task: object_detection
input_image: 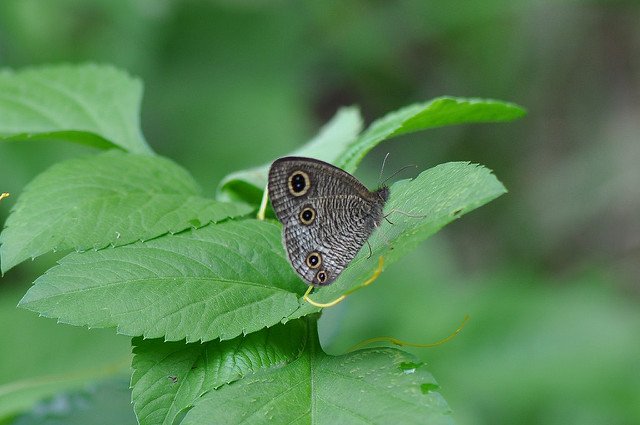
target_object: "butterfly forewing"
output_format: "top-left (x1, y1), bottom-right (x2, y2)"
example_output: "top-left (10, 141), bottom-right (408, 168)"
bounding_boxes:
top-left (268, 157), bottom-right (387, 286)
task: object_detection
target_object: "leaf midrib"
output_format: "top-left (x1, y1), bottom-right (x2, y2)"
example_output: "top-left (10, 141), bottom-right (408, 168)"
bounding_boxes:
top-left (23, 276), bottom-right (296, 303)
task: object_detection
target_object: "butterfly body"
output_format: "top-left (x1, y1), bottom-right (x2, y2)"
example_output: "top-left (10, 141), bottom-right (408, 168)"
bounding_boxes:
top-left (268, 157), bottom-right (388, 286)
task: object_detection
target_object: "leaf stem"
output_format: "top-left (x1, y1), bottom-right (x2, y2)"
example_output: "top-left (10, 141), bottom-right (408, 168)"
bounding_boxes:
top-left (257, 184), bottom-right (269, 220)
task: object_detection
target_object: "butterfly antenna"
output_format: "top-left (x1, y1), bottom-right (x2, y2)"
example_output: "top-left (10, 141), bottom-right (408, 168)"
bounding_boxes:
top-left (380, 164), bottom-right (418, 187)
top-left (304, 256), bottom-right (384, 308)
top-left (378, 152), bottom-right (391, 187)
top-left (347, 315), bottom-right (470, 352)
top-left (0, 192), bottom-right (9, 202)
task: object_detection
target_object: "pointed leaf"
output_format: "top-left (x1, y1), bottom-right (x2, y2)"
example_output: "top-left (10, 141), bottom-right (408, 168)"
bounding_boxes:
top-left (217, 97), bottom-right (524, 203)
top-left (18, 220), bottom-right (303, 342)
top-left (183, 320), bottom-right (453, 425)
top-left (131, 319), bottom-right (307, 425)
top-left (289, 161), bottom-right (506, 319)
top-left (0, 150), bottom-right (252, 273)
top-left (0, 64), bottom-right (150, 153)
top-left (338, 97), bottom-right (526, 172)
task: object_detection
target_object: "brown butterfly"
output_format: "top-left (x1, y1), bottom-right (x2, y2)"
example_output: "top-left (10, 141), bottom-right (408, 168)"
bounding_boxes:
top-left (268, 157), bottom-right (388, 286)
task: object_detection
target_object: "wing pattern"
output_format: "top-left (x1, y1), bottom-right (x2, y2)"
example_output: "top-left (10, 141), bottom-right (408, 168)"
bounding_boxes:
top-left (268, 157), bottom-right (387, 286)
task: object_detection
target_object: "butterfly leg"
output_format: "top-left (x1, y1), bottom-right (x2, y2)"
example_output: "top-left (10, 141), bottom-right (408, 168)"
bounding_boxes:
top-left (374, 221), bottom-right (393, 249)
top-left (365, 240), bottom-right (372, 259)
top-left (303, 256), bottom-right (385, 308)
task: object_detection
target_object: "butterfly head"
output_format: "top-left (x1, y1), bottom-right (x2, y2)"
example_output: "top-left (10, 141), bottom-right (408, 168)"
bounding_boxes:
top-left (375, 185), bottom-right (390, 204)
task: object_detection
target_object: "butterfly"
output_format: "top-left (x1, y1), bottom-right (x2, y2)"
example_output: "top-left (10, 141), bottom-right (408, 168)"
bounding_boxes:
top-left (268, 157), bottom-right (388, 286)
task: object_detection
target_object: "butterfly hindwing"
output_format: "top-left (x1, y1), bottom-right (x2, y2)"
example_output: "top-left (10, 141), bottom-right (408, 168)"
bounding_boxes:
top-left (268, 157), bottom-right (388, 286)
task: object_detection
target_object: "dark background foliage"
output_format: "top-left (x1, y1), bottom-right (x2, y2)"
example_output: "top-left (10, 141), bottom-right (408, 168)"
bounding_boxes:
top-left (1, 1), bottom-right (638, 424)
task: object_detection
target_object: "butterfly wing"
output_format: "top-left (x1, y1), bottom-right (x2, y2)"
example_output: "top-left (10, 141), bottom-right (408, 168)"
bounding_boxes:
top-left (268, 157), bottom-right (387, 286)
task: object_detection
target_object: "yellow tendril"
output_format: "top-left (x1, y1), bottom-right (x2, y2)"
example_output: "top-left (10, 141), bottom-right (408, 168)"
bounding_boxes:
top-left (347, 314), bottom-right (470, 352)
top-left (304, 256), bottom-right (384, 308)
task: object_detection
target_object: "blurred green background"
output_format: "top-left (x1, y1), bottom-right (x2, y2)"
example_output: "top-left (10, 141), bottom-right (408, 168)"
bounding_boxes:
top-left (0, 1), bottom-right (638, 424)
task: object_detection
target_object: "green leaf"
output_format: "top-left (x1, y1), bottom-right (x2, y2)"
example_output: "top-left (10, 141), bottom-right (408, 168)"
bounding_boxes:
top-left (17, 162), bottom-right (505, 343)
top-left (0, 150), bottom-right (252, 273)
top-left (288, 161), bottom-right (506, 319)
top-left (131, 319), bottom-right (307, 425)
top-left (18, 220), bottom-right (303, 342)
top-left (182, 318), bottom-right (453, 425)
top-left (337, 97), bottom-right (526, 173)
top-left (217, 106), bottom-right (364, 204)
top-left (10, 377), bottom-right (137, 425)
top-left (218, 97), bottom-right (524, 203)
top-left (0, 64), bottom-right (151, 153)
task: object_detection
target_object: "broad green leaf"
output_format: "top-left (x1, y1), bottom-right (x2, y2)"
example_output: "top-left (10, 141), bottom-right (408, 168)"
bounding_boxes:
top-left (18, 162), bottom-right (505, 343)
top-left (217, 106), bottom-right (363, 204)
top-left (0, 150), bottom-right (252, 273)
top-left (288, 161), bottom-right (506, 319)
top-left (182, 319), bottom-right (453, 425)
top-left (18, 220), bottom-right (304, 342)
top-left (0, 64), bottom-right (150, 153)
top-left (10, 377), bottom-right (136, 425)
top-left (131, 319), bottom-right (307, 425)
top-left (218, 97), bottom-right (524, 203)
